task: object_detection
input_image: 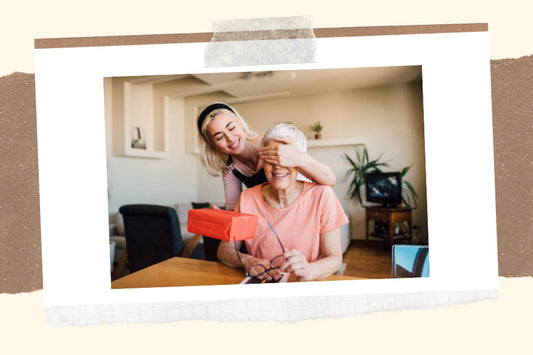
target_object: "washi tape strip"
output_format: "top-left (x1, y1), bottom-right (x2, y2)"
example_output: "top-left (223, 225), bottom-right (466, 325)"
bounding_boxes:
top-left (204, 16), bottom-right (317, 67)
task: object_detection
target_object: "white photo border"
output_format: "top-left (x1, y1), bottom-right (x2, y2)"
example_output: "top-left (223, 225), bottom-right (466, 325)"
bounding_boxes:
top-left (34, 31), bottom-right (498, 311)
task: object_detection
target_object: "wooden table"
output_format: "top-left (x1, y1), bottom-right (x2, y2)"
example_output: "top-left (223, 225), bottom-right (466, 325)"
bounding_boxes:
top-left (112, 257), bottom-right (361, 289)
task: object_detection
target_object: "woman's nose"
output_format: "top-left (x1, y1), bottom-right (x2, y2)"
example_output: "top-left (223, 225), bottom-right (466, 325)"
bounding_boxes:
top-left (225, 132), bottom-right (235, 143)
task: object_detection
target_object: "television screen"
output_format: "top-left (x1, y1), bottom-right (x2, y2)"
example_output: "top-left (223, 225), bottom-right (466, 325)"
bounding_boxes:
top-left (365, 172), bottom-right (402, 207)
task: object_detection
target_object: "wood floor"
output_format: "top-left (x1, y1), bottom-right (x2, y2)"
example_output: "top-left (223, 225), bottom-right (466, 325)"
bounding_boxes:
top-left (341, 239), bottom-right (392, 279)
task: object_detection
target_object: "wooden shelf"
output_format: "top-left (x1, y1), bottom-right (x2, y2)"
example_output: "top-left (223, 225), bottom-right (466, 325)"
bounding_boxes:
top-left (370, 232), bottom-right (410, 240)
top-left (365, 206), bottom-right (412, 248)
top-left (307, 137), bottom-right (363, 148)
top-left (125, 147), bottom-right (168, 159)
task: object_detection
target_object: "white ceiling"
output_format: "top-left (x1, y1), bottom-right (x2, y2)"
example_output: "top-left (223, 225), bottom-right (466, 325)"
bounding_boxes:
top-left (126, 66), bottom-right (422, 101)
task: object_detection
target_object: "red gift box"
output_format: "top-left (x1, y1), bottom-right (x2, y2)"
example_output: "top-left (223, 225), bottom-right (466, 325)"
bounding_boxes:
top-left (187, 209), bottom-right (258, 241)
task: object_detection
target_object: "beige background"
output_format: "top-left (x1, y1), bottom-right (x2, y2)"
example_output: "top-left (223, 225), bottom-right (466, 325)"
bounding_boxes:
top-left (2, 0), bottom-right (532, 353)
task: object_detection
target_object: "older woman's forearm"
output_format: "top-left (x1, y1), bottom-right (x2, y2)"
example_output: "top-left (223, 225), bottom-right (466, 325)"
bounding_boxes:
top-left (307, 255), bottom-right (343, 280)
top-left (304, 228), bottom-right (343, 280)
top-left (282, 249), bottom-right (342, 281)
top-left (217, 242), bottom-right (244, 268)
top-left (217, 241), bottom-right (262, 271)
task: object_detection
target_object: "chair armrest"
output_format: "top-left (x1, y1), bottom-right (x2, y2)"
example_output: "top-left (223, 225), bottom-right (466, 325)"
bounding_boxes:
top-left (181, 234), bottom-right (203, 258)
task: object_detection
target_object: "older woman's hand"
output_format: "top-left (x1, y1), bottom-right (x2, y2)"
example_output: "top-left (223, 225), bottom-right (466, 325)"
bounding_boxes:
top-left (280, 249), bottom-right (314, 281)
top-left (259, 136), bottom-right (307, 168)
top-left (242, 255), bottom-right (283, 282)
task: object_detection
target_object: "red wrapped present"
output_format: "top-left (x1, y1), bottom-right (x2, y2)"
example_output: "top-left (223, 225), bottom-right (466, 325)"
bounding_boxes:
top-left (187, 209), bottom-right (258, 241)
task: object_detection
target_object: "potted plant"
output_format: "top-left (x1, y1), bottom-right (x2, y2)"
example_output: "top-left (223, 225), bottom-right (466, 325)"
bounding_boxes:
top-left (310, 121), bottom-right (323, 139)
top-left (343, 146), bottom-right (418, 208)
top-left (343, 146), bottom-right (389, 206)
top-left (399, 165), bottom-right (419, 208)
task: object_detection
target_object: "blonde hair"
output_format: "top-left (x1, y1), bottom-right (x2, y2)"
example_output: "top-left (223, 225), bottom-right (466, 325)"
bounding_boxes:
top-left (197, 104), bottom-right (258, 176)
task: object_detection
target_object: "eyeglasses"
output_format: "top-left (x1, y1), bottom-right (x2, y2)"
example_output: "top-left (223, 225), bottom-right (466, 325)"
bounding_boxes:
top-left (234, 221), bottom-right (286, 280)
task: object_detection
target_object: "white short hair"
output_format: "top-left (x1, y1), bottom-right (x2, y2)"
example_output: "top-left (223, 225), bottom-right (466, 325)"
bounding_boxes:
top-left (261, 123), bottom-right (307, 152)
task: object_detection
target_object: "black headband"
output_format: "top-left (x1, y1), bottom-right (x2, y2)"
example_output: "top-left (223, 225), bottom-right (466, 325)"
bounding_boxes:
top-left (197, 103), bottom-right (236, 134)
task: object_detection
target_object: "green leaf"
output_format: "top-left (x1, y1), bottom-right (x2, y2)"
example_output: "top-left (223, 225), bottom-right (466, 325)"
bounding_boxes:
top-left (404, 181), bottom-right (418, 198)
top-left (401, 165), bottom-right (412, 177)
top-left (402, 195), bottom-right (410, 208)
top-left (402, 181), bottom-right (418, 208)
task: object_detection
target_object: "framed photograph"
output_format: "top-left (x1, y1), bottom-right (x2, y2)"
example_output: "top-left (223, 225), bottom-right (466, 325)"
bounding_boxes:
top-left (34, 24), bottom-right (498, 325)
top-left (130, 126), bottom-right (146, 149)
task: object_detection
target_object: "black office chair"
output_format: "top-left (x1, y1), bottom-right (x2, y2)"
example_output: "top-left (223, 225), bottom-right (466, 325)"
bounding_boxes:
top-left (119, 204), bottom-right (203, 273)
top-left (202, 236), bottom-right (221, 262)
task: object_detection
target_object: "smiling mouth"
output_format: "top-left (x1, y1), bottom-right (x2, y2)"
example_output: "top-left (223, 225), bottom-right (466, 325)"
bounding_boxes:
top-left (228, 139), bottom-right (240, 149)
top-left (273, 172), bottom-right (289, 178)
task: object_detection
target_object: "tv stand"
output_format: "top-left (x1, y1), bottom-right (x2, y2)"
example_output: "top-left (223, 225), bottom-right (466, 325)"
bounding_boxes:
top-left (364, 206), bottom-right (412, 248)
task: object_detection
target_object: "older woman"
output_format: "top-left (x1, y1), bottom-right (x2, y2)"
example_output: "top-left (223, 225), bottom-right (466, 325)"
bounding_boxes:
top-left (197, 102), bottom-right (336, 210)
top-left (217, 123), bottom-right (348, 281)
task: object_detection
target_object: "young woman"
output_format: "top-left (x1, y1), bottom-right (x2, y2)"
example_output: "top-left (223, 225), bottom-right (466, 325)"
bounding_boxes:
top-left (197, 102), bottom-right (335, 210)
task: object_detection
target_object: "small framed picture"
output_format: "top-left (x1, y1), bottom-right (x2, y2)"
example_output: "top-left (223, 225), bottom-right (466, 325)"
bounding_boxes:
top-left (130, 126), bottom-right (146, 149)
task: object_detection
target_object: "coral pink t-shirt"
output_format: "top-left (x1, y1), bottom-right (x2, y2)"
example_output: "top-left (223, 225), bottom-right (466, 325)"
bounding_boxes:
top-left (235, 182), bottom-right (348, 263)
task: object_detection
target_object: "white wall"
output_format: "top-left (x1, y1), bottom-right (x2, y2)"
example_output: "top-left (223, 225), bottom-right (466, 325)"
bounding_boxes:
top-left (105, 78), bottom-right (198, 213)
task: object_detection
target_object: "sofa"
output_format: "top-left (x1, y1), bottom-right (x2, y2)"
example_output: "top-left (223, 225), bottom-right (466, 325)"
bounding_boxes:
top-left (109, 202), bottom-right (351, 271)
